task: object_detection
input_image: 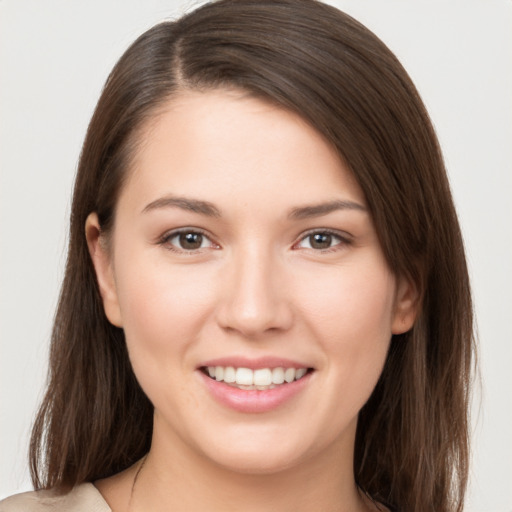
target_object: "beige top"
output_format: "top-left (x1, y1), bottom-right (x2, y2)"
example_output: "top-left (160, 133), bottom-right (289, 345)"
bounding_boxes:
top-left (0, 483), bottom-right (110, 512)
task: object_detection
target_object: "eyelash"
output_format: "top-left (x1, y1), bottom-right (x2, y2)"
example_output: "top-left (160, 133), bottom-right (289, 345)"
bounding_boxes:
top-left (157, 228), bottom-right (352, 254)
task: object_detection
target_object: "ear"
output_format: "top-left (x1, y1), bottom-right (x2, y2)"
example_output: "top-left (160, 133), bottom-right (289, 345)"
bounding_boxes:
top-left (85, 213), bottom-right (123, 327)
top-left (391, 275), bottom-right (420, 335)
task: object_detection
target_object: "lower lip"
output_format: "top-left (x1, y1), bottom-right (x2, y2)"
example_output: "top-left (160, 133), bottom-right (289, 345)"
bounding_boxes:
top-left (198, 370), bottom-right (313, 413)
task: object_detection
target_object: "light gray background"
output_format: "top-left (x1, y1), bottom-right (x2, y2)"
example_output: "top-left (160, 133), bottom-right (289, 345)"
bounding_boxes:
top-left (1, 1), bottom-right (511, 510)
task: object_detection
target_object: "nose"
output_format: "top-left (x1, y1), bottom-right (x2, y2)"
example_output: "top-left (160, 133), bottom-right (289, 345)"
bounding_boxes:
top-left (215, 246), bottom-right (293, 338)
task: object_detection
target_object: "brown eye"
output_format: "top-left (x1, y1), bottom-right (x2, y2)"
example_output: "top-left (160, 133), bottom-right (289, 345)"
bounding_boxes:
top-left (164, 230), bottom-right (215, 252)
top-left (179, 232), bottom-right (204, 250)
top-left (295, 231), bottom-right (347, 251)
top-left (309, 233), bottom-right (332, 249)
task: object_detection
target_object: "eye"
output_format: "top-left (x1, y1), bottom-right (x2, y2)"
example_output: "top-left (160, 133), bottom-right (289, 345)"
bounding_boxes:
top-left (295, 231), bottom-right (349, 251)
top-left (160, 229), bottom-right (218, 252)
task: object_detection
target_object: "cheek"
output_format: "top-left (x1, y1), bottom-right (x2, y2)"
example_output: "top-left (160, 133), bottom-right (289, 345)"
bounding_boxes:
top-left (296, 259), bottom-right (396, 378)
top-left (300, 260), bottom-right (395, 334)
top-left (112, 252), bottom-right (218, 364)
top-left (112, 258), bottom-right (218, 412)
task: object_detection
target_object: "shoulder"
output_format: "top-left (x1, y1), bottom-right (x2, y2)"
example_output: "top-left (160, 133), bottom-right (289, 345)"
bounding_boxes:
top-left (0, 483), bottom-right (111, 512)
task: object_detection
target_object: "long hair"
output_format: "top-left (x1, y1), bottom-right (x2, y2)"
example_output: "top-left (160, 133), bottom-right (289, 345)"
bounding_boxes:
top-left (30, 1), bottom-right (474, 510)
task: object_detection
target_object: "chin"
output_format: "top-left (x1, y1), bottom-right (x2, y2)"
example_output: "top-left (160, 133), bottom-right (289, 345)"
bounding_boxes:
top-left (207, 447), bottom-right (305, 476)
top-left (194, 427), bottom-right (321, 476)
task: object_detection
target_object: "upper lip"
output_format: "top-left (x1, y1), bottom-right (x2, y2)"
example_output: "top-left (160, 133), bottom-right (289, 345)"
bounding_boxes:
top-left (198, 356), bottom-right (313, 370)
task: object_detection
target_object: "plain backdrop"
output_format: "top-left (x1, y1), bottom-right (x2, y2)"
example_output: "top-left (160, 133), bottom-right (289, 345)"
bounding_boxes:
top-left (1, 1), bottom-right (511, 510)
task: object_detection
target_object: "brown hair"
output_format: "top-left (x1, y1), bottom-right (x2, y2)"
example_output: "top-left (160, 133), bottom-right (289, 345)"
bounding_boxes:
top-left (30, 1), bottom-right (474, 510)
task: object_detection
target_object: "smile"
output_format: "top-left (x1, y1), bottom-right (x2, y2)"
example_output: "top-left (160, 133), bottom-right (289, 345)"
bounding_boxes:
top-left (203, 366), bottom-right (310, 390)
top-left (198, 361), bottom-right (315, 413)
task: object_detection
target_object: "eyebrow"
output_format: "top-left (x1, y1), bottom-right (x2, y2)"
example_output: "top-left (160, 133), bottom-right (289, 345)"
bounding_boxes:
top-left (142, 195), bottom-right (221, 217)
top-left (142, 195), bottom-right (366, 219)
top-left (288, 199), bottom-right (367, 219)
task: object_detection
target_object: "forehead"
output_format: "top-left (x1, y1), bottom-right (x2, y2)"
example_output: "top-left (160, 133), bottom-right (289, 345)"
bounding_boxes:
top-left (120, 88), bottom-right (365, 213)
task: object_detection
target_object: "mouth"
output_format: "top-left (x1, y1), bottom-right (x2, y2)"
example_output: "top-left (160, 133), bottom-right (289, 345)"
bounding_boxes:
top-left (197, 357), bottom-right (316, 413)
top-left (200, 365), bottom-right (314, 391)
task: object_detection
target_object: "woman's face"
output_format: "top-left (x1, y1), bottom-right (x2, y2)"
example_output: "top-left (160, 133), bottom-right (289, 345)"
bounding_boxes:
top-left (88, 89), bottom-right (416, 475)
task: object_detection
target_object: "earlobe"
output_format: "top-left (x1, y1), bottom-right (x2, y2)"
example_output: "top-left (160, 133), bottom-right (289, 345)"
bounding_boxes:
top-left (85, 213), bottom-right (123, 327)
top-left (391, 276), bottom-right (420, 335)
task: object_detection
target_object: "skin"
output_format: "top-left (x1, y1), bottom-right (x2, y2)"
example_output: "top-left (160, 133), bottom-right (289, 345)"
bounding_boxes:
top-left (87, 89), bottom-right (417, 512)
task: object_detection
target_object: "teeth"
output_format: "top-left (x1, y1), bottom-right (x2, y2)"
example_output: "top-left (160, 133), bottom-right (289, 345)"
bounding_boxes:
top-left (236, 367), bottom-right (253, 386)
top-left (284, 368), bottom-right (295, 383)
top-left (223, 366), bottom-right (236, 383)
top-left (295, 368), bottom-right (307, 379)
top-left (254, 368), bottom-right (272, 386)
top-left (272, 367), bottom-right (285, 384)
top-left (205, 366), bottom-right (309, 388)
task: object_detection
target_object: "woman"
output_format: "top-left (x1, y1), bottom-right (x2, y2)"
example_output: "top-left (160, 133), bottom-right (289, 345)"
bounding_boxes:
top-left (0, 0), bottom-right (474, 511)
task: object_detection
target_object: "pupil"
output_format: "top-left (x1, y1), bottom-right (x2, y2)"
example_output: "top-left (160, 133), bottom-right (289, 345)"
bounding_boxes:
top-left (310, 233), bottom-right (331, 249)
top-left (179, 232), bottom-right (203, 249)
